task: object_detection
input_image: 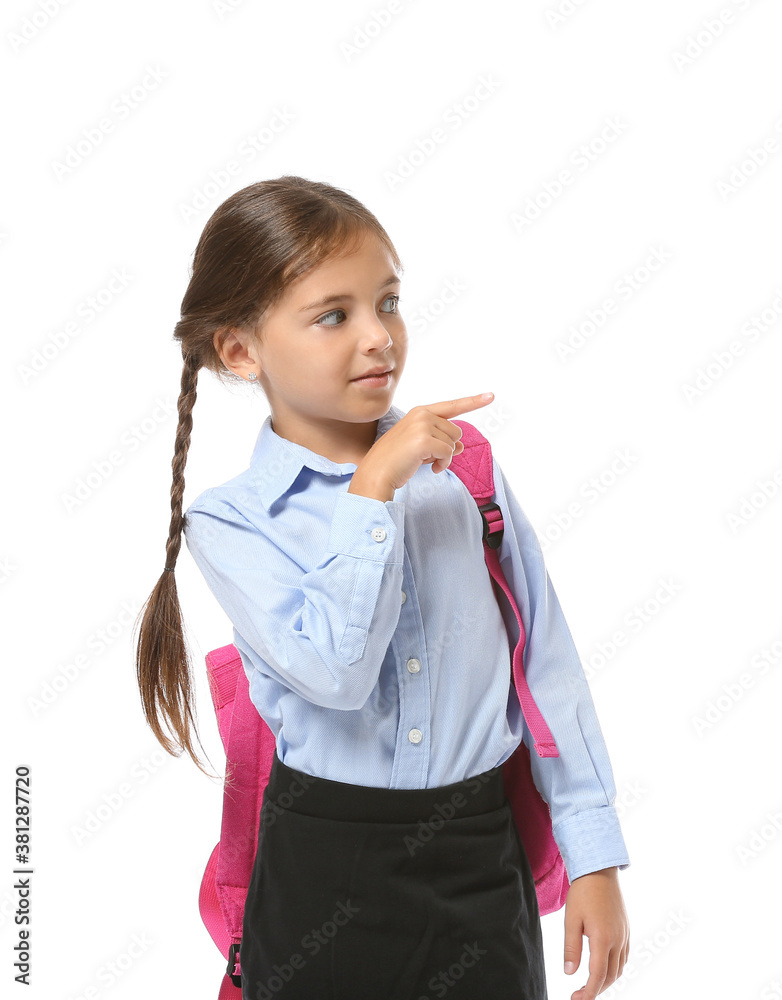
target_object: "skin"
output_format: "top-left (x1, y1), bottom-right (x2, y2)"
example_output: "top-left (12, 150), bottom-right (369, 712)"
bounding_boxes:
top-left (564, 866), bottom-right (630, 1000)
top-left (214, 230), bottom-right (631, 998)
top-left (214, 229), bottom-right (408, 465)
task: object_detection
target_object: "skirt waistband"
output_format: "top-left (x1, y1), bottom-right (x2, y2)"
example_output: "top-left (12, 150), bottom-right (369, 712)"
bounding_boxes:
top-left (264, 749), bottom-right (507, 824)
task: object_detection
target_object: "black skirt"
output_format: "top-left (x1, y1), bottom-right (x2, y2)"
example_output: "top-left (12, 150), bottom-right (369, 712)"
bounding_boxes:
top-left (240, 749), bottom-right (549, 1000)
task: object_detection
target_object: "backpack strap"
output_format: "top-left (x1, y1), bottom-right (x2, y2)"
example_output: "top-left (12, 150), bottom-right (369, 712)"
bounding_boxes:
top-left (450, 420), bottom-right (559, 758)
top-left (201, 643), bottom-right (277, 990)
top-left (199, 420), bottom-right (562, 997)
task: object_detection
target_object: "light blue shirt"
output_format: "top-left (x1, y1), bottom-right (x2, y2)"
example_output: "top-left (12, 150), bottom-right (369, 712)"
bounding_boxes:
top-left (183, 403), bottom-right (631, 882)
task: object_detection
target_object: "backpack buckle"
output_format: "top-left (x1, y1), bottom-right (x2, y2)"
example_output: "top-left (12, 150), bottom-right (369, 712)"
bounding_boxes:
top-left (227, 943), bottom-right (242, 987)
top-left (477, 501), bottom-right (504, 550)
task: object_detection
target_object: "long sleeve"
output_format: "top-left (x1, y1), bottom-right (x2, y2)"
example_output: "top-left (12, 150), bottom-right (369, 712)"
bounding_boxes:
top-left (491, 455), bottom-right (631, 882)
top-left (184, 488), bottom-right (406, 711)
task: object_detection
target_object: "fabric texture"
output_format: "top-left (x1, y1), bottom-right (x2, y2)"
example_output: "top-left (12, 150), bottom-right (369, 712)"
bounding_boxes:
top-left (239, 750), bottom-right (549, 1000)
top-left (183, 403), bottom-right (630, 883)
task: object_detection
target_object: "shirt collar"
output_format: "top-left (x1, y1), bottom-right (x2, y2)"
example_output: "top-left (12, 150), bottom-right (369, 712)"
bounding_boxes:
top-left (249, 403), bottom-right (406, 510)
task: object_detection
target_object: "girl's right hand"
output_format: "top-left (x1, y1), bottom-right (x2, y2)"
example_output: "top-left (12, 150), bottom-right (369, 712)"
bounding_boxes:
top-left (357, 392), bottom-right (495, 492)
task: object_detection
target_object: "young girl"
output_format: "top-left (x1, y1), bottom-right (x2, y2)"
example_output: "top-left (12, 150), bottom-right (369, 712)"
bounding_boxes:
top-left (134, 175), bottom-right (631, 1000)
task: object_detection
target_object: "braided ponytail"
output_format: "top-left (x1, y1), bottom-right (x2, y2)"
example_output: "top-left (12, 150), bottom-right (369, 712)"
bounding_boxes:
top-left (133, 174), bottom-right (403, 774)
top-left (132, 351), bottom-right (218, 777)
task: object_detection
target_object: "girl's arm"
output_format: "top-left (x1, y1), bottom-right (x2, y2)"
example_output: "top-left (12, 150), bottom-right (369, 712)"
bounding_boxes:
top-left (490, 455), bottom-right (631, 884)
top-left (183, 488), bottom-right (406, 710)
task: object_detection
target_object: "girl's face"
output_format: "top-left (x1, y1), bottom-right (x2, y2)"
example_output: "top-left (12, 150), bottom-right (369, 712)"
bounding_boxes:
top-left (220, 231), bottom-right (408, 463)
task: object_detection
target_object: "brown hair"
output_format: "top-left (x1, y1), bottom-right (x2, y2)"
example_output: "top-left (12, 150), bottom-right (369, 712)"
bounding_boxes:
top-left (132, 175), bottom-right (403, 778)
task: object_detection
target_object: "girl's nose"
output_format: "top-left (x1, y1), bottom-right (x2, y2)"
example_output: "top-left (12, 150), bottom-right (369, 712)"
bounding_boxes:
top-left (361, 315), bottom-right (395, 349)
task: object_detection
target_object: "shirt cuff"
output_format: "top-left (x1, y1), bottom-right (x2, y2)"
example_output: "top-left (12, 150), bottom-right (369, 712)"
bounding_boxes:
top-left (327, 490), bottom-right (405, 564)
top-left (552, 805), bottom-right (631, 883)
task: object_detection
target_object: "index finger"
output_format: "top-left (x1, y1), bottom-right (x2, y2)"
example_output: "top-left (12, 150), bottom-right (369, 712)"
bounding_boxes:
top-left (424, 392), bottom-right (494, 419)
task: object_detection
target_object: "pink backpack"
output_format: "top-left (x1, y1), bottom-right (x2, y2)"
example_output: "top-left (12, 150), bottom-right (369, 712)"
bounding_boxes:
top-left (198, 419), bottom-right (570, 996)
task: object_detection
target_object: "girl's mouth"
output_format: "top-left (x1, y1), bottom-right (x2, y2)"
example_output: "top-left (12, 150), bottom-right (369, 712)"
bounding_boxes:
top-left (351, 372), bottom-right (391, 386)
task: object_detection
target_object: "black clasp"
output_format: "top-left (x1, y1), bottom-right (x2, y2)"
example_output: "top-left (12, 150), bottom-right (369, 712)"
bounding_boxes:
top-left (477, 501), bottom-right (504, 549)
top-left (227, 942), bottom-right (242, 987)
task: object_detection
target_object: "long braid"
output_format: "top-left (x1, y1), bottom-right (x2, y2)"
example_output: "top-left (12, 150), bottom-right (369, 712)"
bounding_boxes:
top-left (133, 351), bottom-right (219, 780)
top-left (133, 175), bottom-right (403, 777)
top-left (165, 352), bottom-right (200, 571)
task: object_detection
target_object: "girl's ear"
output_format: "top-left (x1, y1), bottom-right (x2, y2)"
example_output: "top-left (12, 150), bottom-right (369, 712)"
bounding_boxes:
top-left (215, 326), bottom-right (259, 376)
top-left (212, 325), bottom-right (229, 365)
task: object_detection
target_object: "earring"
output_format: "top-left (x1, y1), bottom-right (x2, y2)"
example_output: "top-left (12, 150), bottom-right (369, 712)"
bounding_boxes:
top-left (247, 372), bottom-right (258, 382)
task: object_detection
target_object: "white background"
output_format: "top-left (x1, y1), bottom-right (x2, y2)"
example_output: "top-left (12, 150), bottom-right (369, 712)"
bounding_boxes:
top-left (4, 0), bottom-right (782, 997)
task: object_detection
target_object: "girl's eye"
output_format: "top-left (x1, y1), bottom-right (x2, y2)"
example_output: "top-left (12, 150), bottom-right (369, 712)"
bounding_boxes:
top-left (381, 294), bottom-right (401, 313)
top-left (318, 309), bottom-right (346, 327)
top-left (316, 295), bottom-right (401, 328)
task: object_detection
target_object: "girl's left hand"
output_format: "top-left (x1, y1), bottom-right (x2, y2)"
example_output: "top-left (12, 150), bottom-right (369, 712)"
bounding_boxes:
top-left (562, 866), bottom-right (630, 1000)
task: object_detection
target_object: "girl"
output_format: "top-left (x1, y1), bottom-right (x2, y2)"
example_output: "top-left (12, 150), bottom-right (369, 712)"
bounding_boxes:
top-left (134, 175), bottom-right (631, 1000)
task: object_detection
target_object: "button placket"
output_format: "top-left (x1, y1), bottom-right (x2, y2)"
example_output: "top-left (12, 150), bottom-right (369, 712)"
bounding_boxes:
top-left (391, 552), bottom-right (431, 783)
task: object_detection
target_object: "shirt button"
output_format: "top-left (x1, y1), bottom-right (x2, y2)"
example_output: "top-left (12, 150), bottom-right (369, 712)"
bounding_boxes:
top-left (408, 728), bottom-right (423, 744)
top-left (401, 590), bottom-right (407, 604)
top-left (406, 658), bottom-right (421, 673)
top-left (371, 527), bottom-right (387, 542)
